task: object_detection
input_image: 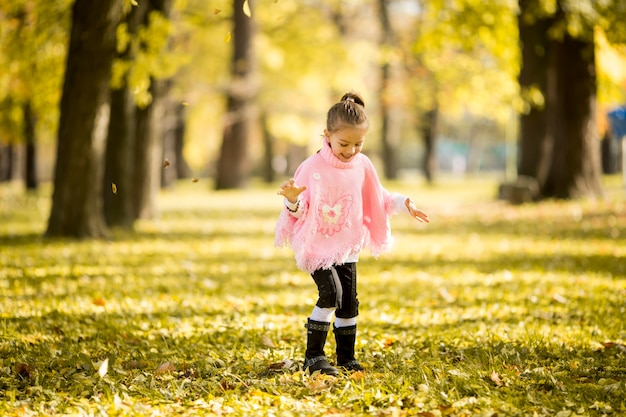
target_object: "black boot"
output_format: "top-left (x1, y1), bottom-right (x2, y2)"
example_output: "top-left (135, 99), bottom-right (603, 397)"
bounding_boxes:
top-left (334, 324), bottom-right (364, 371)
top-left (304, 319), bottom-right (339, 376)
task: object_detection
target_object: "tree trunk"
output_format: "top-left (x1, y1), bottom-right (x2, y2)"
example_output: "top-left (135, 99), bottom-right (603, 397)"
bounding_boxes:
top-left (378, 0), bottom-right (397, 180)
top-left (104, 1), bottom-right (148, 229)
top-left (421, 106), bottom-right (438, 183)
top-left (132, 0), bottom-right (172, 218)
top-left (173, 103), bottom-right (191, 179)
top-left (134, 78), bottom-right (168, 219)
top-left (0, 144), bottom-right (14, 182)
top-left (215, 0), bottom-right (256, 190)
top-left (105, 85), bottom-right (137, 228)
top-left (517, 0), bottom-right (551, 182)
top-left (46, 0), bottom-right (121, 238)
top-left (543, 30), bottom-right (604, 198)
top-left (260, 112), bottom-right (274, 183)
top-left (517, 0), bottom-right (604, 200)
top-left (23, 101), bottom-right (38, 190)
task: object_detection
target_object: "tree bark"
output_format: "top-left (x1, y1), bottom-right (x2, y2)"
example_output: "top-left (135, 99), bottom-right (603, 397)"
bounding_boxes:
top-left (421, 106), bottom-right (438, 183)
top-left (132, 0), bottom-right (173, 218)
top-left (134, 78), bottom-right (168, 219)
top-left (543, 30), bottom-right (604, 198)
top-left (46, 0), bottom-right (121, 238)
top-left (378, 0), bottom-right (398, 180)
top-left (104, 1), bottom-right (148, 229)
top-left (517, 0), bottom-right (551, 182)
top-left (517, 0), bottom-right (604, 200)
top-left (23, 101), bottom-right (38, 190)
top-left (215, 0), bottom-right (256, 190)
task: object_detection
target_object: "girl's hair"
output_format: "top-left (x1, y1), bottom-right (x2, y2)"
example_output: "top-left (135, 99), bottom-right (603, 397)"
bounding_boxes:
top-left (326, 92), bottom-right (368, 132)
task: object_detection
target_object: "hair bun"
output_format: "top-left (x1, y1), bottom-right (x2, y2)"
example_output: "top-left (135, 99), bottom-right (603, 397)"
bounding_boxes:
top-left (341, 92), bottom-right (365, 108)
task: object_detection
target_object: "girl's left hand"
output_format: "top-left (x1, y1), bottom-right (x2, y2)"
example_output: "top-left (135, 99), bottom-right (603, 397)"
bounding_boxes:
top-left (405, 198), bottom-right (430, 223)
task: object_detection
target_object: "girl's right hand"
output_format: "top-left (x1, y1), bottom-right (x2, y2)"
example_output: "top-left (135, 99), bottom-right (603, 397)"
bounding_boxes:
top-left (277, 179), bottom-right (307, 204)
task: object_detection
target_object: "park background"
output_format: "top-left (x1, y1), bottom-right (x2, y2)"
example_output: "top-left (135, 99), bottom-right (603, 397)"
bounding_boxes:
top-left (1, 0), bottom-right (626, 416)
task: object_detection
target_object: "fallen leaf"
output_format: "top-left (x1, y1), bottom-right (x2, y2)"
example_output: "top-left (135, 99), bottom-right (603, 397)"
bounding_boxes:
top-left (98, 358), bottom-right (109, 378)
top-left (490, 370), bottom-right (503, 386)
top-left (307, 374), bottom-right (334, 392)
top-left (261, 335), bottom-right (275, 348)
top-left (601, 342), bottom-right (626, 352)
top-left (14, 363), bottom-right (34, 379)
top-left (155, 362), bottom-right (176, 374)
top-left (192, 178), bottom-right (199, 183)
top-left (350, 370), bottom-right (366, 381)
top-left (92, 297), bottom-right (106, 307)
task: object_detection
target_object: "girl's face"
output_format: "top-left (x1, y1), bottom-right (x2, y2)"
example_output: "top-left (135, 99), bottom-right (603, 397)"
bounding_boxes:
top-left (324, 125), bottom-right (368, 163)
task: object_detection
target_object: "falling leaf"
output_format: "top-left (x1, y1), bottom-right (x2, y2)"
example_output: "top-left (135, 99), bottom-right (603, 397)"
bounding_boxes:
top-left (224, 32), bottom-right (231, 43)
top-left (98, 358), bottom-right (109, 378)
top-left (182, 102), bottom-right (189, 106)
top-left (92, 297), bottom-right (106, 307)
top-left (163, 159), bottom-right (170, 168)
top-left (111, 183), bottom-right (117, 194)
top-left (192, 178), bottom-right (199, 183)
top-left (155, 362), bottom-right (176, 374)
top-left (130, 0), bottom-right (138, 5)
top-left (214, 8), bottom-right (221, 14)
top-left (242, 0), bottom-right (251, 17)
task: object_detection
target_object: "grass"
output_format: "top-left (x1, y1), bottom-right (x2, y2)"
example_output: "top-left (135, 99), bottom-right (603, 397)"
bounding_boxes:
top-left (0, 175), bottom-right (625, 416)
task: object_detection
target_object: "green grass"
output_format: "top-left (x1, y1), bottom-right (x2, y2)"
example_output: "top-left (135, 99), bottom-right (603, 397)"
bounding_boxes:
top-left (0, 176), bottom-right (625, 416)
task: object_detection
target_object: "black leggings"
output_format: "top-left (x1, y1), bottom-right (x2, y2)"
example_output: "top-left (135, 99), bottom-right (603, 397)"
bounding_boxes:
top-left (311, 263), bottom-right (359, 319)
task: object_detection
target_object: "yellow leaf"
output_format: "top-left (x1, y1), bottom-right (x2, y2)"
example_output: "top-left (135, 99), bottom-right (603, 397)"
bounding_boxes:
top-left (98, 358), bottom-right (109, 378)
top-left (130, 0), bottom-right (138, 5)
top-left (224, 32), bottom-right (231, 43)
top-left (243, 0), bottom-right (251, 17)
top-left (111, 183), bottom-right (117, 194)
top-left (155, 362), bottom-right (176, 374)
top-left (261, 335), bottom-right (275, 348)
top-left (214, 8), bottom-right (221, 14)
top-left (93, 297), bottom-right (106, 307)
top-left (192, 178), bottom-right (199, 183)
top-left (490, 370), bottom-right (503, 386)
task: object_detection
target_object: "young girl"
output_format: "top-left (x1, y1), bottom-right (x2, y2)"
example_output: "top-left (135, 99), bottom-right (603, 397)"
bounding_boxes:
top-left (275, 92), bottom-right (429, 376)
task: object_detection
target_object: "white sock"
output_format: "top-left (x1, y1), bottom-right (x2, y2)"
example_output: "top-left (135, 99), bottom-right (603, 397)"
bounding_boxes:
top-left (309, 306), bottom-right (335, 323)
top-left (334, 317), bottom-right (357, 328)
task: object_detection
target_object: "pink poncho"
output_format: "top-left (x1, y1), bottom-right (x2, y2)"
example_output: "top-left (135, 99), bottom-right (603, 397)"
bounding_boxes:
top-left (275, 143), bottom-right (401, 273)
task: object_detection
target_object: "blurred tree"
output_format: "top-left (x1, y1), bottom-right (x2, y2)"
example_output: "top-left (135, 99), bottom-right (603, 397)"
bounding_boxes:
top-left (46, 0), bottom-right (121, 238)
top-left (215, 0), bottom-right (257, 190)
top-left (407, 0), bottom-right (519, 182)
top-left (0, 0), bottom-right (71, 188)
top-left (105, 0), bottom-right (148, 229)
top-left (131, 0), bottom-right (173, 219)
top-left (517, 0), bottom-right (626, 199)
top-left (378, 0), bottom-right (399, 179)
top-left (105, 0), bottom-right (179, 225)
